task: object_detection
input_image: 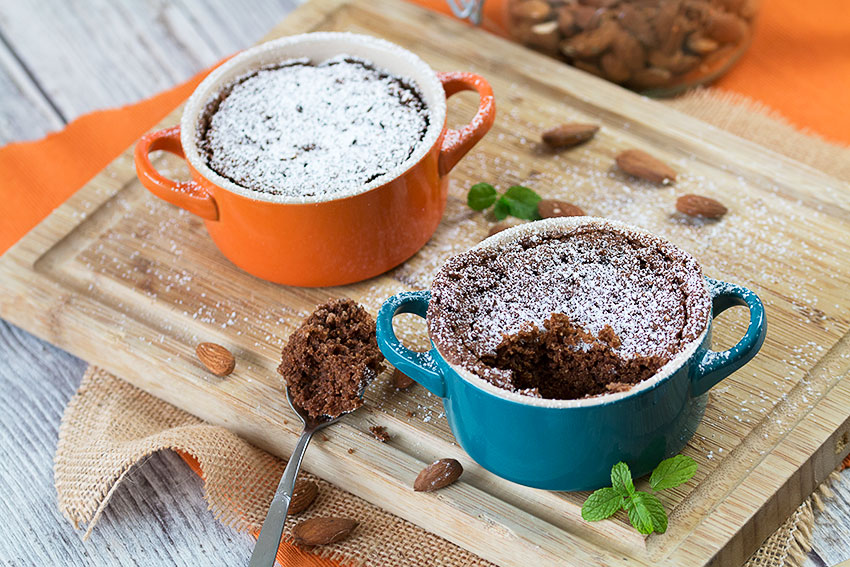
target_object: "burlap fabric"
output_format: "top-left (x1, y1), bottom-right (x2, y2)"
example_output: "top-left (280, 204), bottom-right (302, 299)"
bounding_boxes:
top-left (55, 90), bottom-right (849, 567)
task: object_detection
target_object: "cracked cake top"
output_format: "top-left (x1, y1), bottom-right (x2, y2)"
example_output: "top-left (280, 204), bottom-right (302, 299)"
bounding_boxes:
top-left (427, 218), bottom-right (711, 400)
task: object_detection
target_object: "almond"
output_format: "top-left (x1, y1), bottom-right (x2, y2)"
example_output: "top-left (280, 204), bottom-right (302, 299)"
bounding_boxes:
top-left (528, 20), bottom-right (561, 53)
top-left (292, 517), bottom-right (358, 546)
top-left (571, 4), bottom-right (601, 30)
top-left (561, 20), bottom-right (619, 58)
top-left (706, 12), bottom-right (747, 44)
top-left (391, 368), bottom-right (415, 389)
top-left (511, 0), bottom-right (552, 22)
top-left (629, 67), bottom-right (673, 89)
top-left (289, 479), bottom-right (319, 515)
top-left (616, 149), bottom-right (677, 184)
top-left (557, 6), bottom-right (576, 35)
top-left (541, 123), bottom-right (599, 149)
top-left (196, 342), bottom-right (235, 376)
top-left (676, 194), bottom-right (728, 218)
top-left (686, 33), bottom-right (719, 54)
top-left (538, 199), bottom-right (586, 218)
top-left (611, 29), bottom-right (646, 72)
top-left (617, 5), bottom-right (655, 46)
top-left (572, 60), bottom-right (605, 78)
top-left (487, 222), bottom-right (513, 238)
top-left (414, 458), bottom-right (463, 492)
top-left (600, 52), bottom-right (632, 83)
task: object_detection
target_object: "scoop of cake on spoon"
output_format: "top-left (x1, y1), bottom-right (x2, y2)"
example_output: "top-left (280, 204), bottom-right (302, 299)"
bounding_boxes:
top-left (249, 299), bottom-right (383, 567)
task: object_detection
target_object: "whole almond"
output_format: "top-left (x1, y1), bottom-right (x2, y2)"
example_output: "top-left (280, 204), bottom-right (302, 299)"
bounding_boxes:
top-left (686, 33), bottom-right (719, 54)
top-left (289, 479), bottom-right (319, 515)
top-left (196, 342), bottom-right (235, 376)
top-left (617, 5), bottom-right (655, 46)
top-left (511, 0), bottom-right (551, 22)
top-left (391, 368), bottom-right (415, 389)
top-left (611, 29), bottom-right (646, 72)
top-left (706, 12), bottom-right (747, 44)
top-left (616, 149), bottom-right (677, 184)
top-left (573, 60), bottom-right (605, 78)
top-left (542, 123), bottom-right (599, 149)
top-left (487, 222), bottom-right (513, 238)
top-left (600, 52), bottom-right (632, 83)
top-left (538, 199), bottom-right (586, 218)
top-left (557, 6), bottom-right (576, 35)
top-left (571, 4), bottom-right (601, 30)
top-left (629, 67), bottom-right (673, 89)
top-left (414, 458), bottom-right (463, 492)
top-left (562, 20), bottom-right (619, 58)
top-left (528, 20), bottom-right (561, 53)
top-left (292, 517), bottom-right (358, 546)
top-left (676, 194), bottom-right (728, 219)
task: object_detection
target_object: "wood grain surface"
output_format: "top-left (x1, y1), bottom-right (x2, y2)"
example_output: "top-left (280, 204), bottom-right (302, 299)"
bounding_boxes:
top-left (0, 1), bottom-right (294, 565)
top-left (0, 1), bottom-right (848, 566)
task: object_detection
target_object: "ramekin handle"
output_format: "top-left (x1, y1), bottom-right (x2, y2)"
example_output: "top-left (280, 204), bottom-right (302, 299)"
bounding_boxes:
top-left (134, 125), bottom-right (219, 221)
top-left (691, 278), bottom-right (767, 396)
top-left (437, 71), bottom-right (496, 176)
top-left (376, 291), bottom-right (446, 398)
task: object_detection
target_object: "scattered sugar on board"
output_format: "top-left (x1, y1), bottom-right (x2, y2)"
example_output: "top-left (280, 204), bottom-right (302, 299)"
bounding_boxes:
top-left (73, 87), bottom-right (850, 484)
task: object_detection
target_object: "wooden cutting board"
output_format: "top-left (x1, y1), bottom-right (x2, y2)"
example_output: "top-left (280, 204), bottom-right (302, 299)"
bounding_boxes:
top-left (2, 0), bottom-right (849, 565)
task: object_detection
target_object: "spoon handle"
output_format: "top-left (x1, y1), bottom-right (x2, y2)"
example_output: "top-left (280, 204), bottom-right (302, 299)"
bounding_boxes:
top-left (249, 427), bottom-right (315, 567)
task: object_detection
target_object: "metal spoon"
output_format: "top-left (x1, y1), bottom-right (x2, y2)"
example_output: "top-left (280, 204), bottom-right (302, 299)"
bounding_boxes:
top-left (248, 385), bottom-right (362, 567)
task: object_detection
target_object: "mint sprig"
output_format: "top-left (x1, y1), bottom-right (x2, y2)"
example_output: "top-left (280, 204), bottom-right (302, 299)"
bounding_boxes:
top-left (580, 487), bottom-right (622, 521)
top-left (610, 461), bottom-right (634, 497)
top-left (467, 183), bottom-right (497, 210)
top-left (581, 455), bottom-right (697, 535)
top-left (650, 453), bottom-right (698, 491)
top-left (467, 183), bottom-right (542, 221)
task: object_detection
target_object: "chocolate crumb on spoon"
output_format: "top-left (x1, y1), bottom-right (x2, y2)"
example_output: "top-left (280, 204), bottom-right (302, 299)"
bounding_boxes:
top-left (279, 298), bottom-right (383, 418)
top-left (250, 299), bottom-right (382, 566)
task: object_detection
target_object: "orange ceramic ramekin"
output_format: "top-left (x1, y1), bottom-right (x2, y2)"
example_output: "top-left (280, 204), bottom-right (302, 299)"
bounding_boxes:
top-left (134, 32), bottom-right (495, 287)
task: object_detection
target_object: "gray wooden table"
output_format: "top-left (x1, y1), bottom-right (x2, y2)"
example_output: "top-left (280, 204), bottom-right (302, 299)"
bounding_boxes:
top-left (0, 1), bottom-right (847, 565)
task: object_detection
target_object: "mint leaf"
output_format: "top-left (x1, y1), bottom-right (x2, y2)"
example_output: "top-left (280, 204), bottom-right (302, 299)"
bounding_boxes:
top-left (650, 455), bottom-right (698, 491)
top-left (468, 183), bottom-right (497, 210)
top-left (493, 197), bottom-right (511, 220)
top-left (581, 487), bottom-right (623, 522)
top-left (611, 462), bottom-right (634, 497)
top-left (500, 185), bottom-right (542, 220)
top-left (624, 492), bottom-right (667, 535)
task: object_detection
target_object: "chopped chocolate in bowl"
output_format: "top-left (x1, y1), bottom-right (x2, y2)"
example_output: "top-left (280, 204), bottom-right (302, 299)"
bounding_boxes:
top-left (427, 220), bottom-right (712, 401)
top-left (278, 298), bottom-right (383, 418)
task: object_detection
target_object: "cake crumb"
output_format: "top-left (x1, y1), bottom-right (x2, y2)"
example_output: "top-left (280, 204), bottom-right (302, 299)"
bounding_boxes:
top-left (369, 425), bottom-right (390, 443)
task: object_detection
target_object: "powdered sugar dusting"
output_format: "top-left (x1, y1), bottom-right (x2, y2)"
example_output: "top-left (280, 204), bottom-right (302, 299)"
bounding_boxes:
top-left (427, 218), bottom-right (711, 394)
top-left (196, 55), bottom-right (428, 198)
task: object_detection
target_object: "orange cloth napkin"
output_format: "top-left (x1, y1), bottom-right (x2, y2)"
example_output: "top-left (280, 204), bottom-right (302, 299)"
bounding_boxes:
top-left (1, 3), bottom-right (848, 564)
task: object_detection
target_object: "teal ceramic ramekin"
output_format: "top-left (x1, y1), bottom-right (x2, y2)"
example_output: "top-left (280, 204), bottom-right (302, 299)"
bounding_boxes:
top-left (376, 220), bottom-right (766, 491)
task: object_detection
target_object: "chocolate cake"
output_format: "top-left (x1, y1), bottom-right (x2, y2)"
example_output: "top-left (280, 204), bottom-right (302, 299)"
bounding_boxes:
top-left (427, 220), bottom-right (711, 400)
top-left (279, 298), bottom-right (383, 419)
top-left (196, 55), bottom-right (429, 199)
